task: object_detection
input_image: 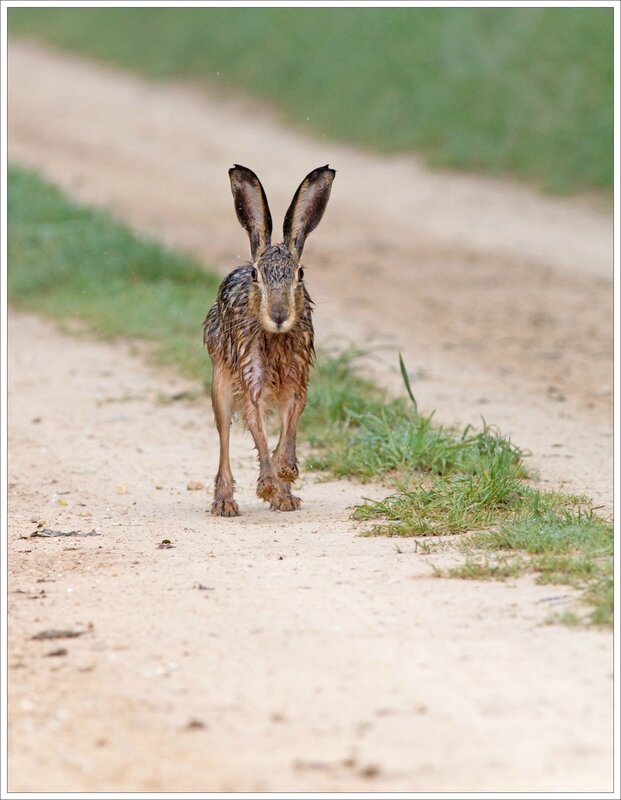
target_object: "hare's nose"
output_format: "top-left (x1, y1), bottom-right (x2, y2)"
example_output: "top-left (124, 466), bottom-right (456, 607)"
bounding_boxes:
top-left (270, 306), bottom-right (288, 325)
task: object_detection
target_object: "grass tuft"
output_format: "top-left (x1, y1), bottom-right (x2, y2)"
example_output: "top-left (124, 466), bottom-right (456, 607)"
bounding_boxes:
top-left (465, 512), bottom-right (614, 625)
top-left (440, 556), bottom-right (525, 581)
top-left (545, 611), bottom-right (582, 627)
top-left (343, 362), bottom-right (613, 625)
top-left (352, 425), bottom-right (528, 535)
top-left (303, 349), bottom-right (386, 456)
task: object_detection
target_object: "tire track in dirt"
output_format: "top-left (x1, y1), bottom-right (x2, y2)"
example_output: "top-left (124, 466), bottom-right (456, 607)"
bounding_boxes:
top-left (7, 40), bottom-right (613, 506)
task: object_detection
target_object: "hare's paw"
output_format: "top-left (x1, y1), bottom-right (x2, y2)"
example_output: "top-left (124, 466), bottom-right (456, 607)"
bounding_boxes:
top-left (270, 491), bottom-right (301, 512)
top-left (256, 474), bottom-right (278, 501)
top-left (211, 498), bottom-right (239, 517)
top-left (276, 458), bottom-right (299, 483)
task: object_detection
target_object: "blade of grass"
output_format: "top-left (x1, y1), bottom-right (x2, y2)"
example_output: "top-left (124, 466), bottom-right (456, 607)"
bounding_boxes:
top-left (399, 351), bottom-right (418, 415)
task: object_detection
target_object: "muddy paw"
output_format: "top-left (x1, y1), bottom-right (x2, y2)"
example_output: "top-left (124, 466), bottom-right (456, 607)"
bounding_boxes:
top-left (211, 498), bottom-right (239, 517)
top-left (276, 459), bottom-right (299, 483)
top-left (256, 475), bottom-right (278, 501)
top-left (270, 492), bottom-right (301, 512)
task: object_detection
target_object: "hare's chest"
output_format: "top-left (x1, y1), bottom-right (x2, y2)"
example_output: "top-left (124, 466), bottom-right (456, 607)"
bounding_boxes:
top-left (259, 337), bottom-right (297, 391)
top-left (242, 334), bottom-right (308, 401)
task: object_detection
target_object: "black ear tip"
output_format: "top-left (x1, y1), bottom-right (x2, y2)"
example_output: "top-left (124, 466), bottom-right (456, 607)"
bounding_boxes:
top-left (310, 165), bottom-right (336, 181)
top-left (230, 164), bottom-right (252, 175)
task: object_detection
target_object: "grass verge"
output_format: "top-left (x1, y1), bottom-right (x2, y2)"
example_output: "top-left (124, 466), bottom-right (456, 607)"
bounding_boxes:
top-left (8, 166), bottom-right (613, 625)
top-left (9, 6), bottom-right (613, 193)
top-left (346, 362), bottom-right (613, 626)
top-left (457, 514), bottom-right (613, 626)
top-left (8, 167), bottom-right (221, 383)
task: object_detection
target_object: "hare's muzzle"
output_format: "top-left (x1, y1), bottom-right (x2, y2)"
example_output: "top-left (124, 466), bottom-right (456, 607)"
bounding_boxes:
top-left (270, 304), bottom-right (289, 328)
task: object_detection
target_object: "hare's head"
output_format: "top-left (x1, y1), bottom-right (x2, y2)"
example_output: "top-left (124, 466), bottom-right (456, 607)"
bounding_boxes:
top-left (229, 164), bottom-right (335, 333)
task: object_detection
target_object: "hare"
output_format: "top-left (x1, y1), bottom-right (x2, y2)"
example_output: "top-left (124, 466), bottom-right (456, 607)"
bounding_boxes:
top-left (203, 164), bottom-right (335, 516)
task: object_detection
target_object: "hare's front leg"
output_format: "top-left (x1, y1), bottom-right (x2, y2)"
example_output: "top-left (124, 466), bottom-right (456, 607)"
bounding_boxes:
top-left (266, 386), bottom-right (306, 511)
top-left (273, 385), bottom-right (307, 484)
top-left (243, 397), bottom-right (280, 500)
top-left (211, 365), bottom-right (239, 517)
top-left (243, 397), bottom-right (299, 511)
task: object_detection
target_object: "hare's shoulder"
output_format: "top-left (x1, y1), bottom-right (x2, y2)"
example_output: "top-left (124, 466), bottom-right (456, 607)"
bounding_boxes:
top-left (218, 265), bottom-right (253, 302)
top-left (203, 266), bottom-right (254, 355)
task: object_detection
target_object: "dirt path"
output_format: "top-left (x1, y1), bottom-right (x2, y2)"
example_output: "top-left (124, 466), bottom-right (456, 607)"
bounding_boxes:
top-left (8, 312), bottom-right (613, 792)
top-left (7, 41), bottom-right (614, 792)
top-left (8, 40), bottom-right (613, 507)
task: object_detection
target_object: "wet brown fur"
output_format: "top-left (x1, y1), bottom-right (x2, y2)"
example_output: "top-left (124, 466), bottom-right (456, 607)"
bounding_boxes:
top-left (203, 165), bottom-right (335, 516)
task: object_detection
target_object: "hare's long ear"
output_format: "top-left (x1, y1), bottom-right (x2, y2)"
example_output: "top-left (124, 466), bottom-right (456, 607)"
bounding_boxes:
top-left (283, 165), bottom-right (335, 260)
top-left (229, 165), bottom-right (273, 261)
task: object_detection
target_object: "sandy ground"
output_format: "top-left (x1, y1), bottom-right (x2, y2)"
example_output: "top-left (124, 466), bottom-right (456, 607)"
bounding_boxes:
top-left (6, 41), bottom-right (614, 792)
top-left (7, 313), bottom-right (614, 793)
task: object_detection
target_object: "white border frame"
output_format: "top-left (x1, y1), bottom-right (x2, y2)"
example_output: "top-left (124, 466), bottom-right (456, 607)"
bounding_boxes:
top-left (1, 2), bottom-right (618, 799)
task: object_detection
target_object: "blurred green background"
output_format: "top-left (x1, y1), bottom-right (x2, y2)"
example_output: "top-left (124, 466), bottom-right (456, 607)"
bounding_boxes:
top-left (9, 7), bottom-right (613, 193)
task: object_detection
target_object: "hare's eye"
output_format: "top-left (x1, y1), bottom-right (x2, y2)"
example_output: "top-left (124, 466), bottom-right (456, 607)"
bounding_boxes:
top-left (297, 267), bottom-right (304, 282)
top-left (250, 267), bottom-right (258, 282)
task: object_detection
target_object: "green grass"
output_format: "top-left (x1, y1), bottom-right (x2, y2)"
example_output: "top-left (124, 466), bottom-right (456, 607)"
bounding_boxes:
top-left (8, 166), bottom-right (613, 626)
top-left (9, 7), bottom-right (613, 193)
top-left (466, 512), bottom-right (614, 626)
top-left (302, 349), bottom-right (387, 458)
top-left (436, 512), bottom-right (614, 627)
top-left (358, 465), bottom-right (613, 625)
top-left (440, 556), bottom-right (526, 582)
top-left (348, 376), bottom-right (613, 624)
top-left (356, 484), bottom-right (573, 538)
top-left (8, 167), bottom-right (221, 383)
top-left (337, 356), bottom-right (613, 625)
